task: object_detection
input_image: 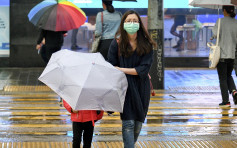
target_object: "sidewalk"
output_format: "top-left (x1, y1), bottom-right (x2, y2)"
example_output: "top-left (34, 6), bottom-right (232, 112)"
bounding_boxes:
top-left (165, 68), bottom-right (237, 93)
top-left (1, 67), bottom-right (232, 91)
top-left (0, 67), bottom-right (237, 148)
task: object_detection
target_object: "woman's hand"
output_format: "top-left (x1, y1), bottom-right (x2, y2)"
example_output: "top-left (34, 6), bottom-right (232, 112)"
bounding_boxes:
top-left (115, 66), bottom-right (138, 75)
top-left (36, 44), bottom-right (41, 50)
top-left (63, 33), bottom-right (68, 37)
top-left (115, 66), bottom-right (121, 71)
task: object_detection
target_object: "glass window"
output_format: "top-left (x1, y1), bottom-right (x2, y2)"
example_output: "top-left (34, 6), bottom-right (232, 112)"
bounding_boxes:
top-left (164, 0), bottom-right (224, 58)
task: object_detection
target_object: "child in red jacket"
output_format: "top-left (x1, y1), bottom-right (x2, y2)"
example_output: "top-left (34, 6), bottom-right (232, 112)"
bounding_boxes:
top-left (63, 100), bottom-right (104, 148)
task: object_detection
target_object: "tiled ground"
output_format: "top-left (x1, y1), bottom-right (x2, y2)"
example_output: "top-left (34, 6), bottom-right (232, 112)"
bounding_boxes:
top-left (1, 67), bottom-right (236, 92)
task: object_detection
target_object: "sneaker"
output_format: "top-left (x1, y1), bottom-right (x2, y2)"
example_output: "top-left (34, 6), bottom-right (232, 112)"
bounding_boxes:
top-left (172, 44), bottom-right (179, 48)
top-left (107, 111), bottom-right (114, 116)
top-left (71, 45), bottom-right (82, 50)
top-left (219, 102), bottom-right (231, 107)
top-left (232, 91), bottom-right (237, 105)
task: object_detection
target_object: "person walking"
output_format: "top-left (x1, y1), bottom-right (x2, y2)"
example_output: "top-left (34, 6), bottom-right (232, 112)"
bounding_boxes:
top-left (71, 28), bottom-right (82, 50)
top-left (36, 29), bottom-right (67, 64)
top-left (107, 10), bottom-right (156, 148)
top-left (94, 0), bottom-right (122, 60)
top-left (212, 6), bottom-right (237, 107)
top-left (63, 100), bottom-right (103, 148)
top-left (170, 15), bottom-right (186, 51)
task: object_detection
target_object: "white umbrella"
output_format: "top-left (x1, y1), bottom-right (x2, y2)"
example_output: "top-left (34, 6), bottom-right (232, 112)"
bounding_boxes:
top-left (38, 49), bottom-right (128, 113)
top-left (189, 0), bottom-right (236, 9)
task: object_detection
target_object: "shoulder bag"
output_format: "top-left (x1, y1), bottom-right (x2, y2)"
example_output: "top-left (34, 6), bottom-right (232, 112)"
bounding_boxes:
top-left (207, 19), bottom-right (221, 69)
top-left (91, 12), bottom-right (103, 53)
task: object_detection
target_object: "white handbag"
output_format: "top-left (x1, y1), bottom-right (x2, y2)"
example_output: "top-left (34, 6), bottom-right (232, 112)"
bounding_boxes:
top-left (91, 35), bottom-right (102, 53)
top-left (91, 12), bottom-right (103, 53)
top-left (207, 19), bottom-right (221, 69)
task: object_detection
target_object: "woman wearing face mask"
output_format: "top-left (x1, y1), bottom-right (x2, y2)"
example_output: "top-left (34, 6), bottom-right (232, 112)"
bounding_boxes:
top-left (107, 10), bottom-right (156, 148)
top-left (95, 0), bottom-right (122, 60)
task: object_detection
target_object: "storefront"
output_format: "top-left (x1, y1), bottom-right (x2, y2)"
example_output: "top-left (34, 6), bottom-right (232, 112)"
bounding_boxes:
top-left (64, 0), bottom-right (224, 67)
top-left (6, 0), bottom-right (234, 67)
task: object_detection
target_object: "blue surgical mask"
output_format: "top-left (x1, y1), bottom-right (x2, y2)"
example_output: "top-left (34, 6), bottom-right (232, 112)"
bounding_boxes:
top-left (123, 22), bottom-right (140, 35)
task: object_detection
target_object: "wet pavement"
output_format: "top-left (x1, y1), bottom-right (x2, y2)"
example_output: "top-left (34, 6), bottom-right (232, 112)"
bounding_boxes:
top-left (1, 68), bottom-right (237, 147)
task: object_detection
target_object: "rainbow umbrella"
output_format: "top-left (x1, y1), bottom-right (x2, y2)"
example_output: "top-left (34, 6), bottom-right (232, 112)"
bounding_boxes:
top-left (28, 0), bottom-right (86, 31)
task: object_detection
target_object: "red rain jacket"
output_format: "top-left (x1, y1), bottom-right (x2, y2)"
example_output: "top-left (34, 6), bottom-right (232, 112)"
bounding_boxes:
top-left (63, 100), bottom-right (104, 125)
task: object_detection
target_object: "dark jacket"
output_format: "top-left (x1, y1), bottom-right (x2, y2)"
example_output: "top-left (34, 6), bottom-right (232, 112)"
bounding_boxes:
top-left (37, 29), bottom-right (67, 47)
top-left (108, 39), bottom-right (153, 122)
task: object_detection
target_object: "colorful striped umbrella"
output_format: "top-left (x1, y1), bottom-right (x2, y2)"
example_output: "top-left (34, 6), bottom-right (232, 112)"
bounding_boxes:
top-left (28, 0), bottom-right (86, 31)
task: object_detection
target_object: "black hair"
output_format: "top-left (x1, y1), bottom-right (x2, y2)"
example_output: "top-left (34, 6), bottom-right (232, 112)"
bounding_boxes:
top-left (102, 0), bottom-right (115, 13)
top-left (223, 5), bottom-right (236, 18)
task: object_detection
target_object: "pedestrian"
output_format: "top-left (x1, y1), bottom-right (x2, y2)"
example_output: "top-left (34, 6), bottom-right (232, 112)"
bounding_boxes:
top-left (170, 15), bottom-right (186, 51)
top-left (211, 5), bottom-right (237, 107)
top-left (107, 10), bottom-right (156, 148)
top-left (71, 28), bottom-right (82, 50)
top-left (63, 100), bottom-right (104, 148)
top-left (94, 0), bottom-right (122, 60)
top-left (36, 29), bottom-right (67, 64)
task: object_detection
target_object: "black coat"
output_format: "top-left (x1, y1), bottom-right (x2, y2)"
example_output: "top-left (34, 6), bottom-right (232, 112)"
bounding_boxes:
top-left (37, 29), bottom-right (67, 47)
top-left (107, 39), bottom-right (153, 122)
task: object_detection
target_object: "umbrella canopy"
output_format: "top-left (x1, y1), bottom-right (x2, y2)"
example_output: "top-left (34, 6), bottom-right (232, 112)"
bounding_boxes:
top-left (38, 50), bottom-right (128, 112)
top-left (28, 0), bottom-right (86, 31)
top-left (103, 0), bottom-right (137, 1)
top-left (189, 0), bottom-right (236, 9)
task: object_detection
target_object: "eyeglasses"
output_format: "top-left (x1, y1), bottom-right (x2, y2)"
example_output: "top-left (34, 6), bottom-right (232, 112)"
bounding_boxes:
top-left (124, 20), bottom-right (139, 23)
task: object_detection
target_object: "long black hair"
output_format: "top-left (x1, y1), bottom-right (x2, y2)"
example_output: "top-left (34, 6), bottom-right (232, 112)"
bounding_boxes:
top-left (102, 0), bottom-right (115, 13)
top-left (223, 5), bottom-right (236, 18)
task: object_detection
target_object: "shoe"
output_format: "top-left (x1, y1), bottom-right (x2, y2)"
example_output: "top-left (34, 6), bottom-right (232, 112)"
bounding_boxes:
top-left (232, 90), bottom-right (237, 105)
top-left (107, 111), bottom-right (114, 116)
top-left (176, 48), bottom-right (182, 51)
top-left (172, 44), bottom-right (179, 48)
top-left (219, 102), bottom-right (231, 107)
top-left (71, 45), bottom-right (82, 50)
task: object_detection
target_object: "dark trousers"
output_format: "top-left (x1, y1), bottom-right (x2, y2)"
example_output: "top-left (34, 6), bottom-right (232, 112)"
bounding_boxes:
top-left (39, 45), bottom-right (48, 64)
top-left (98, 39), bottom-right (113, 61)
top-left (72, 121), bottom-right (94, 148)
top-left (170, 24), bottom-right (184, 46)
top-left (43, 45), bottom-right (61, 64)
top-left (217, 59), bottom-right (236, 103)
top-left (71, 29), bottom-right (78, 47)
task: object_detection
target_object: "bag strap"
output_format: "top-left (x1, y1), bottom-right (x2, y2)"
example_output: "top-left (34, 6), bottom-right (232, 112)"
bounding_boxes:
top-left (101, 12), bottom-right (103, 33)
top-left (216, 18), bottom-right (221, 46)
top-left (116, 39), bottom-right (120, 58)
